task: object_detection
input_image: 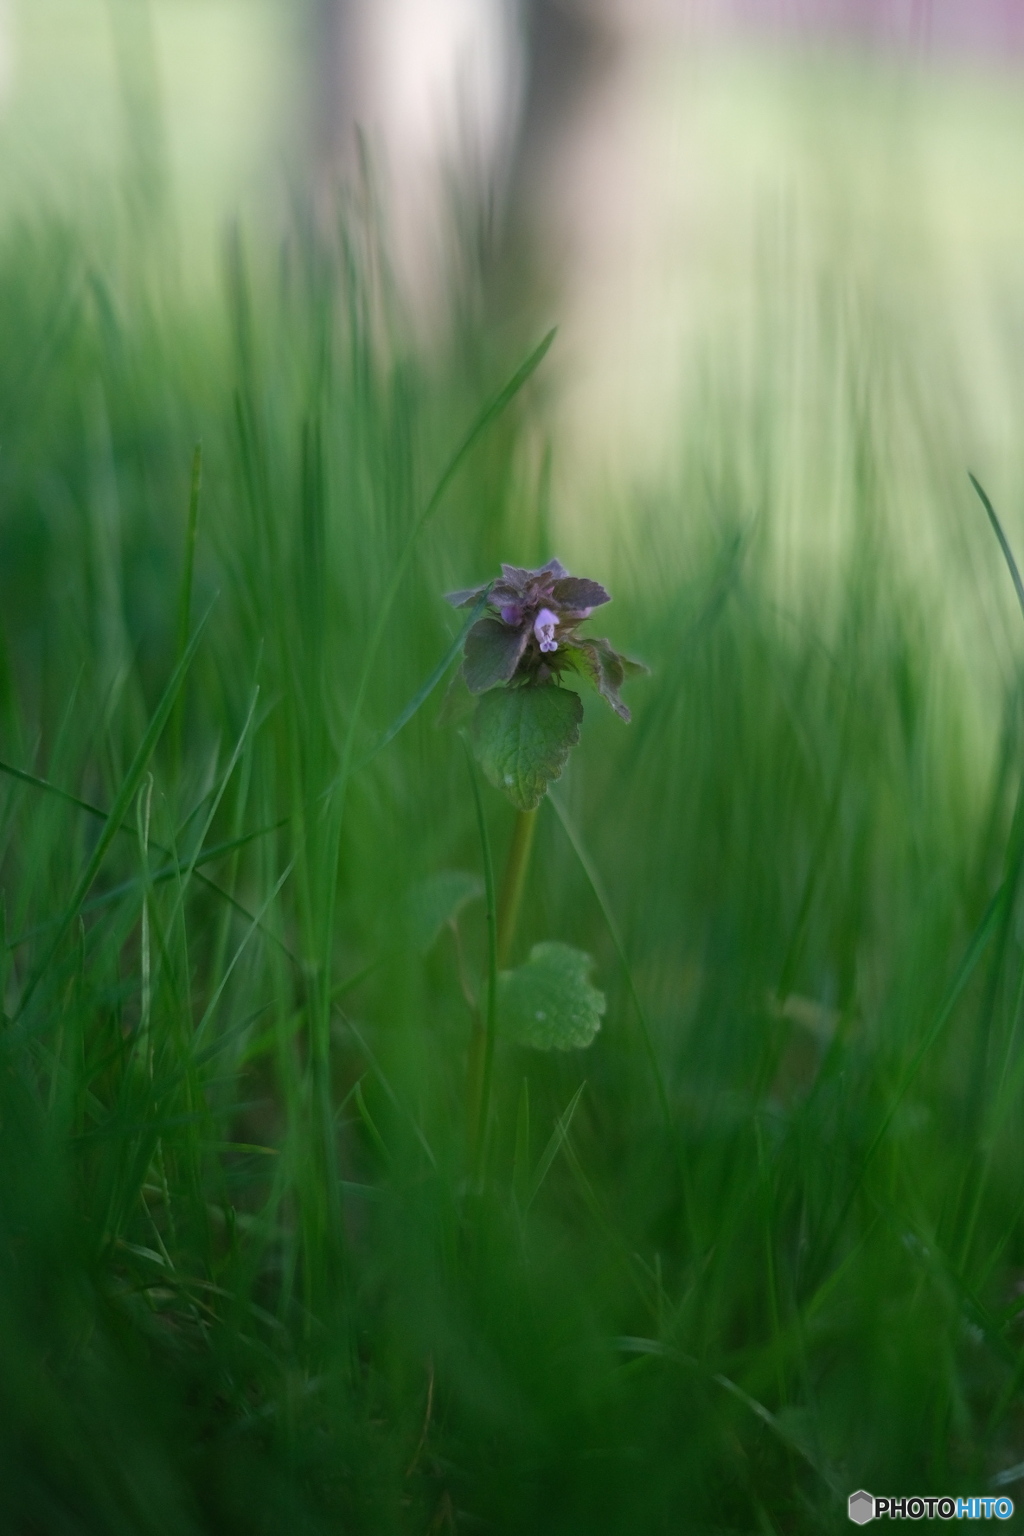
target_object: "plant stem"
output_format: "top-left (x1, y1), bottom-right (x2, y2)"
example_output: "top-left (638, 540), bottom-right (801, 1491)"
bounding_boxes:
top-left (470, 806), bottom-right (536, 1179)
top-left (464, 745), bottom-right (498, 1181)
top-left (497, 808), bottom-right (538, 969)
top-left (465, 796), bottom-right (538, 1183)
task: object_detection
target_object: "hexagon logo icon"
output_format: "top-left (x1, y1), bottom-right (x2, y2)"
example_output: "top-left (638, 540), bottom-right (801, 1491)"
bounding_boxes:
top-left (848, 1490), bottom-right (875, 1524)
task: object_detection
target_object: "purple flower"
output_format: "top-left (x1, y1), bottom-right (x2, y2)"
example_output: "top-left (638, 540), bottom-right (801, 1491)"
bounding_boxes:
top-left (534, 608), bottom-right (559, 653)
top-left (444, 558), bottom-right (646, 720)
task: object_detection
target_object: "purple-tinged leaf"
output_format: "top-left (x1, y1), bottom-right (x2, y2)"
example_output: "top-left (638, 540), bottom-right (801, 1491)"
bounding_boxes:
top-left (569, 637), bottom-right (646, 721)
top-left (463, 618), bottom-right (529, 694)
top-left (500, 564), bottom-right (531, 591)
top-left (491, 581), bottom-right (525, 607)
top-left (551, 577), bottom-right (611, 612)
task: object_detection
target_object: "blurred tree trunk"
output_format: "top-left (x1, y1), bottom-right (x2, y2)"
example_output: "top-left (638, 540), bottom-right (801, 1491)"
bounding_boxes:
top-left (513, 0), bottom-right (614, 207)
top-left (302, 0), bottom-right (619, 316)
top-left (308, 0), bottom-right (356, 194)
top-left (496, 0), bottom-right (618, 307)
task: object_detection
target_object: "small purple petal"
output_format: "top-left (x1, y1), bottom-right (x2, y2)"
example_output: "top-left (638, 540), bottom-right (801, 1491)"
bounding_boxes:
top-left (500, 604), bottom-right (524, 626)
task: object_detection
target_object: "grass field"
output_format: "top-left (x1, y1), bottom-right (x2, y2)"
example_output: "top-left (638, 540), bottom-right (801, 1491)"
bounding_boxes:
top-left (6, 47), bottom-right (1024, 1534)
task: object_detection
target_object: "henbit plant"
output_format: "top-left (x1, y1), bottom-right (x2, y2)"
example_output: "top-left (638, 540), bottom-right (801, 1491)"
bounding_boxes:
top-left (445, 561), bottom-right (644, 1168)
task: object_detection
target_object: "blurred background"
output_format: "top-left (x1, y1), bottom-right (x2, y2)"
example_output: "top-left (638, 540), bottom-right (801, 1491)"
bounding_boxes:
top-left (5, 0), bottom-right (1024, 497)
top-left (7, 8), bottom-right (1024, 1529)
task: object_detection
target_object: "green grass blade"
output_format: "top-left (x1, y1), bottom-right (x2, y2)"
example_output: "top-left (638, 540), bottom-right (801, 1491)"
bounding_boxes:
top-left (193, 858), bottom-right (295, 1045)
top-left (970, 472), bottom-right (1024, 625)
top-left (171, 443), bottom-right (202, 768)
top-left (12, 602), bottom-right (214, 1022)
top-left (356, 588), bottom-right (490, 769)
top-left (548, 788), bottom-right (671, 1129)
top-left (526, 1080), bottom-right (586, 1210)
top-left (810, 879), bottom-right (1004, 1280)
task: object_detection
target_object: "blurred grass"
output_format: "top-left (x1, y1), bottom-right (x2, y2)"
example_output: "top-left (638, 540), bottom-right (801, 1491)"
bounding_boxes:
top-left (0, 0), bottom-right (299, 290)
top-left (6, 30), bottom-right (1024, 1536)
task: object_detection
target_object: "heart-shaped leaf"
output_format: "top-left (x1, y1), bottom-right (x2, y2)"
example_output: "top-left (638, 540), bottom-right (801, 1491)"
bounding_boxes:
top-left (470, 683), bottom-right (583, 810)
top-left (463, 618), bottom-right (528, 694)
top-left (498, 942), bottom-right (605, 1051)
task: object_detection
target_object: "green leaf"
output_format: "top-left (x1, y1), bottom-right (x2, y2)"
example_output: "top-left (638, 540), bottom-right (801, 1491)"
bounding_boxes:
top-left (404, 869), bottom-right (484, 953)
top-left (463, 618), bottom-right (527, 694)
top-left (470, 683), bottom-right (583, 810)
top-left (498, 942), bottom-right (605, 1051)
top-left (567, 637), bottom-right (646, 721)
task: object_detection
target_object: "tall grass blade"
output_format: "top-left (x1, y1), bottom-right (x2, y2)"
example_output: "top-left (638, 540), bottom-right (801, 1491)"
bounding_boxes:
top-left (11, 603), bottom-right (214, 1023)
